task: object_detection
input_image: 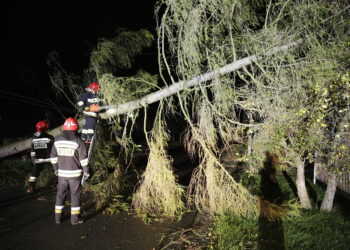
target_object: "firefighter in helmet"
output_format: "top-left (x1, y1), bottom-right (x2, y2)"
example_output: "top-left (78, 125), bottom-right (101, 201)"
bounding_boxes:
top-left (50, 117), bottom-right (89, 225)
top-left (27, 120), bottom-right (55, 193)
top-left (77, 82), bottom-right (101, 146)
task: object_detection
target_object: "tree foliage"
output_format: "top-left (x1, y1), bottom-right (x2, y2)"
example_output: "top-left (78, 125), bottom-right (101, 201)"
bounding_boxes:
top-left (90, 29), bottom-right (154, 77)
top-left (156, 0), bottom-right (350, 214)
top-left (132, 104), bottom-right (185, 219)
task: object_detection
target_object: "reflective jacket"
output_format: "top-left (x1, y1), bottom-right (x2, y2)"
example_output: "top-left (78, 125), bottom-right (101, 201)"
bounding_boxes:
top-left (30, 132), bottom-right (55, 163)
top-left (77, 90), bottom-right (100, 117)
top-left (50, 135), bottom-right (88, 178)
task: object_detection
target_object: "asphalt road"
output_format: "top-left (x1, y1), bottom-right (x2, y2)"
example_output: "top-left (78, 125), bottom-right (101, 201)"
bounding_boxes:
top-left (0, 185), bottom-right (196, 250)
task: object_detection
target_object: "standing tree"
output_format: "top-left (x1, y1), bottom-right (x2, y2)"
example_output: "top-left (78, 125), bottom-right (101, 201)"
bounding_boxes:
top-left (316, 73), bottom-right (350, 211)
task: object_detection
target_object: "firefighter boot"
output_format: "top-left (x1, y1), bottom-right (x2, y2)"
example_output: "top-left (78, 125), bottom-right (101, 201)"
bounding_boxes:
top-left (26, 181), bottom-right (36, 194)
top-left (71, 216), bottom-right (84, 226)
top-left (55, 205), bottom-right (64, 224)
top-left (71, 207), bottom-right (84, 225)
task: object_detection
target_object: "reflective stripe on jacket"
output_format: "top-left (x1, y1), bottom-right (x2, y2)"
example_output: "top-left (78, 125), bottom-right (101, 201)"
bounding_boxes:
top-left (31, 132), bottom-right (55, 161)
top-left (50, 135), bottom-right (88, 177)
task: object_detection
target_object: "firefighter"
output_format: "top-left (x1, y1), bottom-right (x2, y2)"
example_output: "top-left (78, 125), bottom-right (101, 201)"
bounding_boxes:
top-left (77, 82), bottom-right (101, 145)
top-left (27, 120), bottom-right (55, 193)
top-left (50, 117), bottom-right (90, 225)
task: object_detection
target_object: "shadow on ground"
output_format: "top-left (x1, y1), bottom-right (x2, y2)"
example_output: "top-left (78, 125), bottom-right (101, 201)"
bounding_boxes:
top-left (258, 151), bottom-right (285, 250)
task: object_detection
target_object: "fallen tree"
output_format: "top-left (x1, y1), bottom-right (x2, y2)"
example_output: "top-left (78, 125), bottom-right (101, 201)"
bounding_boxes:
top-left (100, 39), bottom-right (302, 120)
top-left (0, 39), bottom-right (302, 159)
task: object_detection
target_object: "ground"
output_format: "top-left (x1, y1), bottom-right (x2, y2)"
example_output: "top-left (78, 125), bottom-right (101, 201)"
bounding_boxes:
top-left (0, 185), bottom-right (198, 250)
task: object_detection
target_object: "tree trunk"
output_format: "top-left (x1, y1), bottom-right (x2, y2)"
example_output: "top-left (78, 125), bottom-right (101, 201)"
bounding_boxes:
top-left (0, 40), bottom-right (303, 159)
top-left (0, 118), bottom-right (84, 159)
top-left (296, 157), bottom-right (312, 209)
top-left (313, 151), bottom-right (323, 184)
top-left (99, 39), bottom-right (303, 120)
top-left (320, 173), bottom-right (337, 212)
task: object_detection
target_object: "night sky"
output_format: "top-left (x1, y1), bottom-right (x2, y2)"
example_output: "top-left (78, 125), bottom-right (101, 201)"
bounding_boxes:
top-left (1, 1), bottom-right (157, 142)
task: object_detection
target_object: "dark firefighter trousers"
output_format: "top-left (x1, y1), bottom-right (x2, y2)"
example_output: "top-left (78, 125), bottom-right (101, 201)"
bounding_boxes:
top-left (55, 176), bottom-right (82, 224)
top-left (81, 116), bottom-right (97, 142)
top-left (28, 162), bottom-right (48, 188)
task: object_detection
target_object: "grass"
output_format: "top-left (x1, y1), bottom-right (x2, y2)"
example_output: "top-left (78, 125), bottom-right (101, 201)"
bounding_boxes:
top-left (213, 215), bottom-right (259, 250)
top-left (35, 166), bottom-right (56, 188)
top-left (212, 210), bottom-right (350, 250)
top-left (211, 169), bottom-right (350, 249)
top-left (0, 157), bottom-right (56, 189)
top-left (284, 210), bottom-right (350, 249)
top-left (0, 157), bottom-right (32, 186)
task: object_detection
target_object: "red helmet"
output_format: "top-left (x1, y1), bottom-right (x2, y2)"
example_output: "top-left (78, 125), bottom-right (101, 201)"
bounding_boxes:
top-left (36, 120), bottom-right (48, 132)
top-left (88, 82), bottom-right (100, 93)
top-left (63, 117), bottom-right (78, 131)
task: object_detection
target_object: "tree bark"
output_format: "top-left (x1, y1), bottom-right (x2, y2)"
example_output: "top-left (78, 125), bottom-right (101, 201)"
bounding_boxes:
top-left (296, 157), bottom-right (312, 209)
top-left (320, 173), bottom-right (337, 212)
top-left (0, 39), bottom-right (303, 159)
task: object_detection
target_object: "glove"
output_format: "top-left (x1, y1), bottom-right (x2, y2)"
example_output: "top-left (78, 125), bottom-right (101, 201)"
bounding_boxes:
top-left (81, 171), bottom-right (90, 186)
top-left (83, 171), bottom-right (90, 180)
top-left (54, 170), bottom-right (58, 177)
top-left (84, 107), bottom-right (90, 111)
top-left (89, 104), bottom-right (100, 112)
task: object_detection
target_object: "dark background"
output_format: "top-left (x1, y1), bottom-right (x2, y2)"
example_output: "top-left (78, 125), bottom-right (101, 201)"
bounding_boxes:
top-left (0, 1), bottom-right (157, 143)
